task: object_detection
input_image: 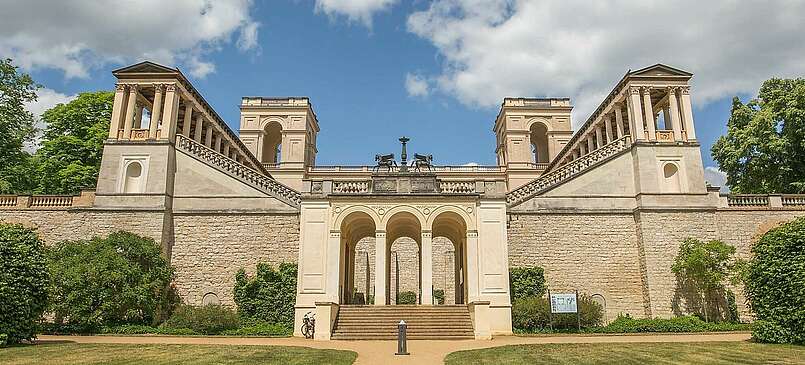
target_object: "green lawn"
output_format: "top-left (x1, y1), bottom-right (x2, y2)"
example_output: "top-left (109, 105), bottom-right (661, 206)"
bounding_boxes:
top-left (0, 343), bottom-right (357, 365)
top-left (445, 342), bottom-right (805, 365)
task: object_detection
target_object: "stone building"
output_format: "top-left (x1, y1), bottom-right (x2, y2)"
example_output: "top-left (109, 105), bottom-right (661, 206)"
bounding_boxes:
top-left (2, 61), bottom-right (804, 340)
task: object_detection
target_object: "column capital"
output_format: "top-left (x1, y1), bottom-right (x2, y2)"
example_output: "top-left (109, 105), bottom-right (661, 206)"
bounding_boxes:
top-left (421, 231), bottom-right (432, 238)
top-left (640, 86), bottom-right (652, 94)
top-left (329, 230), bottom-right (341, 238)
top-left (115, 83), bottom-right (127, 92)
top-left (628, 86), bottom-right (641, 95)
top-left (680, 86), bottom-right (691, 95)
top-left (375, 230), bottom-right (386, 238)
top-left (466, 230), bottom-right (478, 238)
top-left (164, 83), bottom-right (178, 92)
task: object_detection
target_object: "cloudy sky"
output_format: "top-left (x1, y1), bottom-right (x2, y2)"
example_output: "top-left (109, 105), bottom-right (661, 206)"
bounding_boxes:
top-left (4, 0), bottom-right (805, 188)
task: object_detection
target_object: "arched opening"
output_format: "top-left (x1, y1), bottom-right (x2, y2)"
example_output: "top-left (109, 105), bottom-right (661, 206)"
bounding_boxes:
top-left (386, 211), bottom-right (422, 305)
top-left (262, 120), bottom-right (283, 164)
top-left (663, 162), bottom-right (681, 193)
top-left (123, 161), bottom-right (143, 193)
top-left (530, 122), bottom-right (549, 164)
top-left (432, 211), bottom-right (468, 304)
top-left (340, 211), bottom-right (376, 305)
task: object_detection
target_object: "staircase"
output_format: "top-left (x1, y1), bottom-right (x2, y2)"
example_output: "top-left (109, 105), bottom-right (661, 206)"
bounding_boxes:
top-left (331, 305), bottom-right (475, 340)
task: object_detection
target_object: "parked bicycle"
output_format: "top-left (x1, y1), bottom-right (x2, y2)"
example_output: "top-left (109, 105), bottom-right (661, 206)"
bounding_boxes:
top-left (302, 311), bottom-right (316, 339)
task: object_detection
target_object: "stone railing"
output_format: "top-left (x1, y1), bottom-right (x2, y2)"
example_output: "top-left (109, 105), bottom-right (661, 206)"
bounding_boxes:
top-left (262, 162), bottom-right (280, 169)
top-left (332, 180), bottom-right (371, 194)
top-left (29, 195), bottom-right (73, 208)
top-left (309, 165), bottom-right (505, 173)
top-left (722, 194), bottom-right (805, 208)
top-left (0, 190), bottom-right (95, 210)
top-left (727, 195), bottom-right (769, 207)
top-left (508, 135), bottom-right (632, 206)
top-left (439, 181), bottom-right (476, 194)
top-left (782, 195), bottom-right (805, 206)
top-left (176, 134), bottom-right (301, 207)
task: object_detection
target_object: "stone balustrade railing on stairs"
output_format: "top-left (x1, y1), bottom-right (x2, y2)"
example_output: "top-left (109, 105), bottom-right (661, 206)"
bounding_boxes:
top-left (507, 135), bottom-right (633, 206)
top-left (176, 134), bottom-right (301, 207)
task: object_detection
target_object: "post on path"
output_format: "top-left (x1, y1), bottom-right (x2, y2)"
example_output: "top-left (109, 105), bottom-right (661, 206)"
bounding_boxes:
top-left (396, 320), bottom-right (409, 355)
top-left (576, 290), bottom-right (581, 332)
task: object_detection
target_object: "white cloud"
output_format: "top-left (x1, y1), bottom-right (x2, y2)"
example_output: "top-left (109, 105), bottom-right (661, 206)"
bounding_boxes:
top-left (407, 0), bottom-right (805, 128)
top-left (704, 166), bottom-right (730, 193)
top-left (315, 0), bottom-right (397, 27)
top-left (23, 88), bottom-right (77, 152)
top-left (0, 0), bottom-right (261, 79)
top-left (405, 72), bottom-right (431, 97)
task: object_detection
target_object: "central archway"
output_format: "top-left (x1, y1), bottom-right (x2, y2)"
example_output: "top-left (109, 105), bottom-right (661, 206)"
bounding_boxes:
top-left (385, 211), bottom-right (422, 305)
top-left (339, 210), bottom-right (376, 304)
top-left (431, 210), bottom-right (469, 304)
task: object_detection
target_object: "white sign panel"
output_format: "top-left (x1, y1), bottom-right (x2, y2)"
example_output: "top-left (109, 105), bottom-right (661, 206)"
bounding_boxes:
top-left (550, 293), bottom-right (578, 313)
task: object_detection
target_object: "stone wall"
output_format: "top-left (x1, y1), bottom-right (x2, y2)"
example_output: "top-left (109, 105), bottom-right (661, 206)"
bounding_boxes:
top-left (171, 213), bottom-right (300, 306)
top-left (0, 209), bottom-right (165, 244)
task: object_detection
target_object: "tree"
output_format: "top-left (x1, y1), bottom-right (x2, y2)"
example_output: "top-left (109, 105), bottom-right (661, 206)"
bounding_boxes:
top-left (671, 238), bottom-right (741, 322)
top-left (47, 231), bottom-right (176, 331)
top-left (0, 223), bottom-right (49, 344)
top-left (745, 217), bottom-right (805, 344)
top-left (33, 91), bottom-right (113, 194)
top-left (0, 59), bottom-right (38, 194)
top-left (233, 263), bottom-right (297, 328)
top-left (711, 78), bottom-right (805, 193)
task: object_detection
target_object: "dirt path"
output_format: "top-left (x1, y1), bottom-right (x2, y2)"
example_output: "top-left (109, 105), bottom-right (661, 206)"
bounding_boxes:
top-left (36, 332), bottom-right (752, 365)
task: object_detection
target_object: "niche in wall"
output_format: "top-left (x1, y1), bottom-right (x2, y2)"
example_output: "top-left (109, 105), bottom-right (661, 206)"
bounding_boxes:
top-left (119, 155), bottom-right (149, 193)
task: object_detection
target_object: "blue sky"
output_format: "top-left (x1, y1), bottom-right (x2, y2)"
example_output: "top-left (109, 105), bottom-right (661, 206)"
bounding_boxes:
top-left (6, 0), bottom-right (804, 188)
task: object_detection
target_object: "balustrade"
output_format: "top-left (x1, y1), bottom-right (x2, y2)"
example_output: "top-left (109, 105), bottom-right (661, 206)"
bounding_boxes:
top-left (439, 181), bottom-right (476, 194)
top-left (29, 195), bottom-right (73, 208)
top-left (332, 180), bottom-right (371, 194)
top-left (0, 195), bottom-right (17, 207)
top-left (782, 195), bottom-right (805, 206)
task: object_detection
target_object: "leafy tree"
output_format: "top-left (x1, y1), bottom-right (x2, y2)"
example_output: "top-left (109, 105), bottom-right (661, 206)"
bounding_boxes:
top-left (671, 238), bottom-right (741, 322)
top-left (745, 217), bottom-right (805, 344)
top-left (509, 266), bottom-right (546, 301)
top-left (0, 223), bottom-right (49, 344)
top-left (0, 59), bottom-right (38, 193)
top-left (234, 263), bottom-right (297, 328)
top-left (47, 231), bottom-right (176, 331)
top-left (711, 78), bottom-right (805, 193)
top-left (33, 91), bottom-right (113, 194)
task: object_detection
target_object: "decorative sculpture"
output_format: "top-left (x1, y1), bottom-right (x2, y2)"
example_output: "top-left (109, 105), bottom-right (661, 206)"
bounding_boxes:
top-left (412, 153), bottom-right (433, 172)
top-left (374, 153), bottom-right (397, 172)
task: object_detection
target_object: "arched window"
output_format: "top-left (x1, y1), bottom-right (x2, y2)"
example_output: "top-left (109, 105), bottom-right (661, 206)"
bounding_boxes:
top-left (663, 162), bottom-right (681, 192)
top-left (530, 122), bottom-right (549, 164)
top-left (123, 161), bottom-right (144, 193)
top-left (261, 121), bottom-right (283, 164)
top-left (202, 292), bottom-right (220, 306)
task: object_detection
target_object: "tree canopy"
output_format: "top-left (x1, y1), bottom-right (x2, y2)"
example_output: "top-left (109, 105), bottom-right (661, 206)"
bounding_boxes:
top-left (0, 59), bottom-right (38, 194)
top-left (711, 78), bottom-right (805, 193)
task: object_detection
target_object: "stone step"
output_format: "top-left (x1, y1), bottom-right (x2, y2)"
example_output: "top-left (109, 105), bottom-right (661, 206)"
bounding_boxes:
top-left (332, 305), bottom-right (474, 340)
top-left (331, 334), bottom-right (475, 340)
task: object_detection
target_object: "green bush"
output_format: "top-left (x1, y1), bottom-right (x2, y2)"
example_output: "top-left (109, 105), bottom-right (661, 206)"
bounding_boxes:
top-left (234, 263), bottom-right (297, 328)
top-left (0, 223), bottom-right (49, 344)
top-left (671, 238), bottom-right (741, 322)
top-left (433, 289), bottom-right (445, 305)
top-left (512, 294), bottom-right (602, 332)
top-left (161, 305), bottom-right (240, 335)
top-left (47, 231), bottom-right (177, 331)
top-left (509, 266), bottom-right (546, 301)
top-left (1, 333), bottom-right (7, 346)
top-left (397, 291), bottom-right (417, 304)
top-left (593, 314), bottom-right (749, 333)
top-left (101, 324), bottom-right (198, 336)
top-left (745, 217), bottom-right (805, 344)
top-left (221, 320), bottom-right (292, 337)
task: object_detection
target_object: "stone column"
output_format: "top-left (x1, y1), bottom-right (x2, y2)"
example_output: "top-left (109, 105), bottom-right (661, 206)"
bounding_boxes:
top-left (204, 126), bottom-right (213, 147)
top-left (182, 104), bottom-right (193, 137)
top-left (223, 142), bottom-right (230, 157)
top-left (587, 134), bottom-right (594, 152)
top-left (149, 85), bottom-right (164, 139)
top-left (374, 231), bottom-right (387, 305)
top-left (580, 143), bottom-right (587, 156)
top-left (642, 87), bottom-right (656, 140)
top-left (194, 116), bottom-right (204, 142)
top-left (108, 84), bottom-right (127, 139)
top-left (133, 104), bottom-right (144, 129)
top-left (604, 115), bottom-right (613, 143)
top-left (572, 149), bottom-right (579, 160)
top-left (214, 134), bottom-right (222, 153)
top-left (628, 87), bottom-right (645, 140)
top-left (668, 87), bottom-right (683, 141)
top-left (160, 85), bottom-right (180, 141)
top-left (421, 231), bottom-right (433, 305)
top-left (679, 86), bottom-right (696, 140)
top-left (465, 230), bottom-right (480, 302)
top-left (326, 231), bottom-right (341, 303)
top-left (615, 104), bottom-right (625, 139)
top-left (595, 125), bottom-right (604, 147)
top-left (122, 85), bottom-right (138, 140)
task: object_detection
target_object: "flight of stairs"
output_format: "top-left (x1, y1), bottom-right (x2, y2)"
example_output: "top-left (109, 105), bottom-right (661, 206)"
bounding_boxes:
top-left (331, 305), bottom-right (475, 340)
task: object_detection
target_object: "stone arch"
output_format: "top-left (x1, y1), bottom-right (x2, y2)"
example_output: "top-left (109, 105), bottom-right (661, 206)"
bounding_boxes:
top-left (261, 119), bottom-right (283, 164)
top-left (529, 119), bottom-right (550, 164)
top-left (380, 205), bottom-right (427, 235)
top-left (123, 160), bottom-right (144, 193)
top-left (333, 205), bottom-right (382, 232)
top-left (339, 210), bottom-right (377, 305)
top-left (202, 292), bottom-right (220, 306)
top-left (425, 205), bottom-right (476, 232)
top-left (662, 162), bottom-right (681, 192)
top-left (431, 210), bottom-right (470, 304)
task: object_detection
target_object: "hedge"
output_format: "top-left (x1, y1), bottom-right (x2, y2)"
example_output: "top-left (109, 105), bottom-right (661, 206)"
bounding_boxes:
top-left (234, 263), bottom-right (297, 328)
top-left (509, 266), bottom-right (546, 301)
top-left (397, 291), bottom-right (417, 305)
top-left (0, 223), bottom-right (49, 344)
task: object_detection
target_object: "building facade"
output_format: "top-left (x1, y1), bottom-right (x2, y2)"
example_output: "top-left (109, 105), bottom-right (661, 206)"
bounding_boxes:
top-left (2, 62), bottom-right (804, 340)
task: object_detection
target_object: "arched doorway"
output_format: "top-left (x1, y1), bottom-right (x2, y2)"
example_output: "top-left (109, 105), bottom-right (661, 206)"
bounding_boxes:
top-left (339, 211), bottom-right (376, 304)
top-left (262, 120), bottom-right (282, 164)
top-left (385, 211), bottom-right (423, 305)
top-left (432, 211), bottom-right (469, 304)
top-left (530, 122), bottom-right (549, 164)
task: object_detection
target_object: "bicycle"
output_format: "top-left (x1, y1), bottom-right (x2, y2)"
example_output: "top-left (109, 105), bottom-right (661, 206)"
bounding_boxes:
top-left (301, 311), bottom-right (316, 339)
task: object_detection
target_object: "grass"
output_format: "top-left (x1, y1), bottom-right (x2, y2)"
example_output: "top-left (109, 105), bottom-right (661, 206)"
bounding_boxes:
top-left (444, 342), bottom-right (805, 365)
top-left (0, 343), bottom-right (357, 365)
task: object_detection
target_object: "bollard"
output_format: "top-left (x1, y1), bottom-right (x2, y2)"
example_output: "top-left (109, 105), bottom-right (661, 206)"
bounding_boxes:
top-left (395, 320), bottom-right (410, 355)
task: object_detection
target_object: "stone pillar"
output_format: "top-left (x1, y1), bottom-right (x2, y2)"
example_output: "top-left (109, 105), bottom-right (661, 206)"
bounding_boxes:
top-left (421, 231), bottom-right (433, 305)
top-left (214, 134), bottom-right (222, 153)
top-left (374, 231), bottom-right (387, 305)
top-left (204, 126), bottom-right (213, 147)
top-left (572, 149), bottom-right (579, 159)
top-left (615, 104), bottom-right (625, 139)
top-left (149, 85), bottom-right (164, 139)
top-left (604, 115), bottom-right (613, 143)
top-left (642, 87), bottom-right (656, 140)
top-left (595, 125), bottom-right (604, 147)
top-left (680, 86), bottom-right (697, 140)
top-left (160, 85), bottom-right (180, 141)
top-left (134, 104), bottom-right (144, 129)
top-left (668, 87), bottom-right (683, 141)
top-left (182, 104), bottom-right (193, 137)
top-left (580, 143), bottom-right (587, 156)
top-left (108, 84), bottom-right (127, 139)
top-left (326, 231), bottom-right (341, 303)
top-left (587, 134), bottom-right (594, 152)
top-left (122, 85), bottom-right (138, 140)
top-left (465, 230), bottom-right (480, 302)
top-left (194, 116), bottom-right (203, 142)
top-left (628, 87), bottom-right (645, 140)
top-left (223, 143), bottom-right (230, 157)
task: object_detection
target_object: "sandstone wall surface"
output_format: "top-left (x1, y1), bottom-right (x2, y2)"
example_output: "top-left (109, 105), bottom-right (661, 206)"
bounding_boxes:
top-left (0, 209), bottom-right (165, 244)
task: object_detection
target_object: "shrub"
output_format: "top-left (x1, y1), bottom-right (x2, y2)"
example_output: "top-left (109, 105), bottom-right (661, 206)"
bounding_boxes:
top-left (1, 333), bottom-right (7, 346)
top-left (509, 266), bottom-right (546, 301)
top-left (433, 289), bottom-right (445, 305)
top-left (47, 231), bottom-right (177, 331)
top-left (161, 305), bottom-right (240, 335)
top-left (511, 294), bottom-right (602, 332)
top-left (101, 324), bottom-right (198, 336)
top-left (671, 238), bottom-right (742, 322)
top-left (233, 263), bottom-right (297, 328)
top-left (593, 314), bottom-right (749, 333)
top-left (745, 217), bottom-right (805, 344)
top-left (397, 291), bottom-right (417, 305)
top-left (221, 320), bottom-right (292, 337)
top-left (0, 223), bottom-right (49, 344)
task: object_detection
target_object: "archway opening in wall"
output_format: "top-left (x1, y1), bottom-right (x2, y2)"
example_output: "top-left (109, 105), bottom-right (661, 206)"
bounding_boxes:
top-left (663, 162), bottom-right (681, 193)
top-left (339, 211), bottom-right (376, 305)
top-left (262, 120), bottom-right (282, 164)
top-left (386, 211), bottom-right (422, 305)
top-left (530, 122), bottom-right (549, 164)
top-left (432, 211), bottom-right (468, 305)
top-left (123, 161), bottom-right (143, 193)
